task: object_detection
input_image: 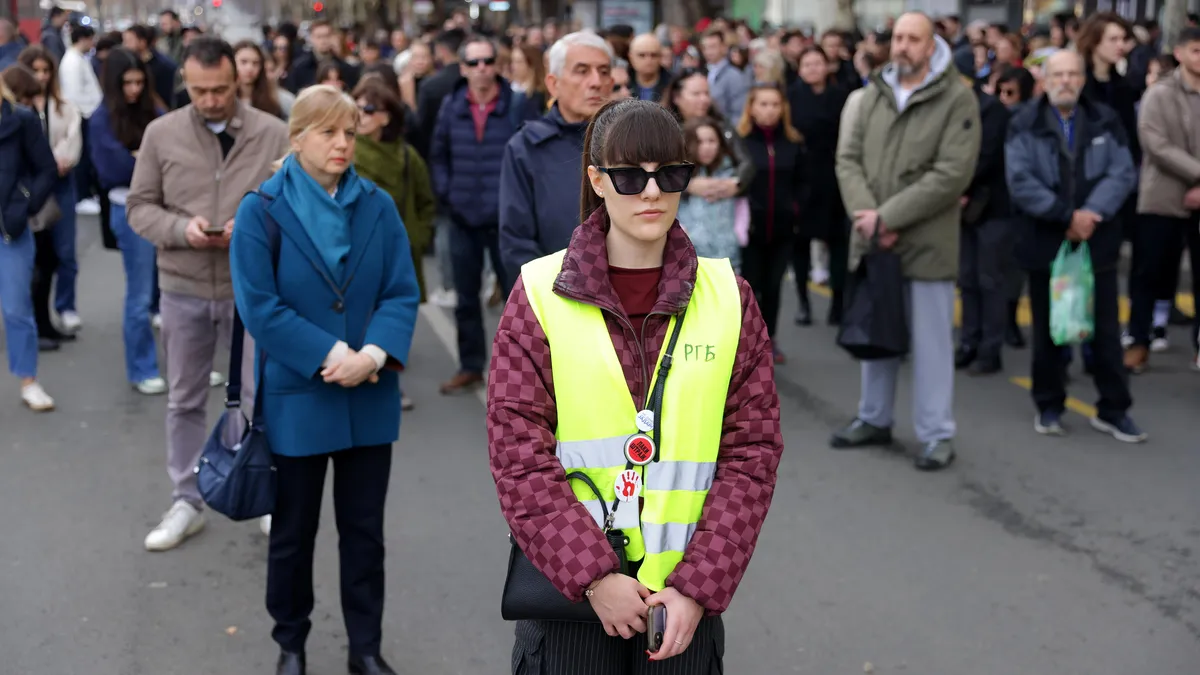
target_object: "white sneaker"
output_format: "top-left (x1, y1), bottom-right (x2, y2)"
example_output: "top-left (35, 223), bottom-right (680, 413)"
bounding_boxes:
top-left (810, 266), bottom-right (830, 285)
top-left (60, 310), bottom-right (82, 333)
top-left (76, 198), bottom-right (100, 215)
top-left (430, 288), bottom-right (457, 308)
top-left (21, 382), bottom-right (55, 412)
top-left (151, 313), bottom-right (162, 330)
top-left (1120, 332), bottom-right (1134, 349)
top-left (1150, 327), bottom-right (1169, 353)
top-left (210, 371), bottom-right (225, 388)
top-left (145, 501), bottom-right (205, 551)
top-left (135, 377), bottom-right (167, 395)
top-left (401, 394), bottom-right (414, 411)
top-left (260, 515), bottom-right (272, 536)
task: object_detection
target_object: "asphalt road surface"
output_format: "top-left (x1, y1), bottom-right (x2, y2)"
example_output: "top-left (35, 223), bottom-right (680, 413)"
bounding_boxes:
top-left (0, 218), bottom-right (1197, 675)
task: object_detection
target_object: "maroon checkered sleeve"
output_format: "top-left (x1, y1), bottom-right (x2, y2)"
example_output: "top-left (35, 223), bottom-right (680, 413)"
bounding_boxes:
top-left (665, 278), bottom-right (783, 614)
top-left (487, 276), bottom-right (621, 603)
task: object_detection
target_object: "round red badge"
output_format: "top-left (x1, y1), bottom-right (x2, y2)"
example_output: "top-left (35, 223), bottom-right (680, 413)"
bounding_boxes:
top-left (624, 433), bottom-right (656, 466)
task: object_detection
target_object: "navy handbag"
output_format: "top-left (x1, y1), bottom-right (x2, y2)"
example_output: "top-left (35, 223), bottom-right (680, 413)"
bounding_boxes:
top-left (195, 311), bottom-right (276, 520)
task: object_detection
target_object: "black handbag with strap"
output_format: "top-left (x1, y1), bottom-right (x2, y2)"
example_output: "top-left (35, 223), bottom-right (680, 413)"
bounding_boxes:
top-left (500, 310), bottom-right (687, 622)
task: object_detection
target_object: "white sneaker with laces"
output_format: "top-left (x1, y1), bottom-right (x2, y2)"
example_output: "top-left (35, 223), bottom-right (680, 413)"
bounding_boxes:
top-left (151, 313), bottom-right (163, 330)
top-left (21, 382), bottom-right (55, 412)
top-left (260, 515), bottom-right (272, 536)
top-left (135, 377), bottom-right (167, 395)
top-left (210, 371), bottom-right (225, 388)
top-left (145, 501), bottom-right (205, 551)
top-left (60, 311), bottom-right (82, 333)
top-left (430, 288), bottom-right (458, 308)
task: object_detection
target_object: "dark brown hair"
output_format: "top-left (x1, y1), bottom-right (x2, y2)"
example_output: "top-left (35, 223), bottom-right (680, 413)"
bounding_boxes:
top-left (1076, 12), bottom-right (1132, 69)
top-left (682, 117), bottom-right (731, 173)
top-left (660, 67), bottom-right (723, 123)
top-left (1, 64), bottom-right (41, 104)
top-left (315, 59), bottom-right (344, 89)
top-left (580, 99), bottom-right (687, 222)
top-left (515, 44), bottom-right (547, 96)
top-left (16, 45), bottom-right (61, 106)
top-left (100, 47), bottom-right (159, 151)
top-left (232, 41), bottom-right (283, 118)
top-left (351, 78), bottom-right (407, 142)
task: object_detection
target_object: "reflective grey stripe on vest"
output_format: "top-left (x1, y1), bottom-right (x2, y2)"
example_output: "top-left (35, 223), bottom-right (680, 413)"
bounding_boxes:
top-left (642, 521), bottom-right (699, 555)
top-left (645, 461), bottom-right (716, 492)
top-left (557, 437), bottom-right (627, 469)
top-left (580, 498), bottom-right (640, 531)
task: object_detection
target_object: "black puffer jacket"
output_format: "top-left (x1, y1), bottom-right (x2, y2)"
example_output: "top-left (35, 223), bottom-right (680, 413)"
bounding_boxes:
top-left (740, 124), bottom-right (809, 246)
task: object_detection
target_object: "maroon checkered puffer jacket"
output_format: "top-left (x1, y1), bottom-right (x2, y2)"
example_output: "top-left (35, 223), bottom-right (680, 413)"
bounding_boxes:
top-left (487, 206), bottom-right (783, 614)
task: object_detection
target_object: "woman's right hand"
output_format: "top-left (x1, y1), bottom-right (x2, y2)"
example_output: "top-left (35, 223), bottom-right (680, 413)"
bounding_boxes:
top-left (587, 573), bottom-right (651, 639)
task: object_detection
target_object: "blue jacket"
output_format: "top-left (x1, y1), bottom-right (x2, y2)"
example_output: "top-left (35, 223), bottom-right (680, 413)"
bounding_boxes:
top-left (88, 105), bottom-right (139, 191)
top-left (429, 79), bottom-right (521, 230)
top-left (498, 105), bottom-right (588, 280)
top-left (230, 169), bottom-right (421, 457)
top-left (1005, 96), bottom-right (1136, 272)
top-left (0, 101), bottom-right (57, 242)
top-left (0, 42), bottom-right (21, 70)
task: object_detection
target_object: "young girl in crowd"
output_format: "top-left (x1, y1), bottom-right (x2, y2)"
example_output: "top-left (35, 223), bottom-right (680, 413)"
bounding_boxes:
top-left (678, 117), bottom-right (745, 271)
top-left (19, 46), bottom-right (84, 348)
top-left (88, 48), bottom-right (164, 395)
top-left (738, 83), bottom-right (808, 364)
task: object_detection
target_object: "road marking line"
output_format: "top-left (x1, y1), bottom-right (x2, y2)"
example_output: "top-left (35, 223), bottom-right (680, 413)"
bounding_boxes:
top-left (419, 304), bottom-right (487, 407)
top-left (1009, 376), bottom-right (1097, 418)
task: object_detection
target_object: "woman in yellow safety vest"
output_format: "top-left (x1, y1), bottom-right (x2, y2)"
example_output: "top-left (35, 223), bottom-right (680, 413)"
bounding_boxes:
top-left (487, 98), bottom-right (784, 674)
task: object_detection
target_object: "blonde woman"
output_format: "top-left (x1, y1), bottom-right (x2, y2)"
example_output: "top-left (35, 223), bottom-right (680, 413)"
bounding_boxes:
top-left (752, 48), bottom-right (788, 88)
top-left (229, 85), bottom-right (421, 675)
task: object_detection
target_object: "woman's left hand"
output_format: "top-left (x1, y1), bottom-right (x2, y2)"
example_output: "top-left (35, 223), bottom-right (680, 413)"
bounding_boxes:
top-left (645, 586), bottom-right (704, 661)
top-left (322, 351), bottom-right (378, 387)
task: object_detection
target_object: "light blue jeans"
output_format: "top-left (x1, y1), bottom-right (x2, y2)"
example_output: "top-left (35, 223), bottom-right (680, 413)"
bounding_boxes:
top-left (109, 203), bottom-right (160, 383)
top-left (0, 229), bottom-right (38, 378)
top-left (50, 174), bottom-right (79, 314)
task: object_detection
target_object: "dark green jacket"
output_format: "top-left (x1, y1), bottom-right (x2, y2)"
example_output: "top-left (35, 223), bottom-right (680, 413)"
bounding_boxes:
top-left (354, 135), bottom-right (436, 253)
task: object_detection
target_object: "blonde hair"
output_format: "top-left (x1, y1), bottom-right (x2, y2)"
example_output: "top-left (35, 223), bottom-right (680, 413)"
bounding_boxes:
top-left (273, 84), bottom-right (358, 170)
top-left (752, 49), bottom-right (787, 88)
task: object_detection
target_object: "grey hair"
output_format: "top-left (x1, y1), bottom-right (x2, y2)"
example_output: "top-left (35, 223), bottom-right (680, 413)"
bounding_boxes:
top-left (457, 36), bottom-right (496, 62)
top-left (547, 30), bottom-right (614, 77)
top-left (613, 58), bottom-right (630, 71)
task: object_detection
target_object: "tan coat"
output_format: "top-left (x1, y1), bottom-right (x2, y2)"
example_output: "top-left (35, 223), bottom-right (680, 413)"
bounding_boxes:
top-left (127, 101), bottom-right (289, 300)
top-left (1137, 70), bottom-right (1200, 218)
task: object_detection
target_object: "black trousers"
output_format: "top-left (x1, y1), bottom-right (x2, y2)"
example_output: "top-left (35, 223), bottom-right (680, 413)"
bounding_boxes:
top-left (512, 616), bottom-right (724, 675)
top-left (1029, 267), bottom-right (1131, 418)
top-left (31, 229), bottom-right (60, 339)
top-left (792, 230), bottom-right (848, 320)
top-left (1128, 213), bottom-right (1200, 347)
top-left (959, 218), bottom-right (1015, 360)
top-left (450, 222), bottom-right (509, 374)
top-left (742, 240), bottom-right (791, 337)
top-left (267, 443), bottom-right (392, 657)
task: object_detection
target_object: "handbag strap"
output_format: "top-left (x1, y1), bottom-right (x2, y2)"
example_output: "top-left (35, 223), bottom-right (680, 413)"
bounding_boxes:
top-left (224, 311), bottom-right (268, 425)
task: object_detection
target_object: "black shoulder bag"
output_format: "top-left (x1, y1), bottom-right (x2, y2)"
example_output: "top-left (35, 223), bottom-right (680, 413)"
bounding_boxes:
top-left (500, 310), bottom-right (687, 622)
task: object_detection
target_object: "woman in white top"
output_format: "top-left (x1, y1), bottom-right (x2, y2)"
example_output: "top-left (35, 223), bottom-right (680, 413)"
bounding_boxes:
top-left (19, 46), bottom-right (83, 347)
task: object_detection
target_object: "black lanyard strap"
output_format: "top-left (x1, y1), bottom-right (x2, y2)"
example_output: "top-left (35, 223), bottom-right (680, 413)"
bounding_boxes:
top-left (603, 310), bottom-right (688, 531)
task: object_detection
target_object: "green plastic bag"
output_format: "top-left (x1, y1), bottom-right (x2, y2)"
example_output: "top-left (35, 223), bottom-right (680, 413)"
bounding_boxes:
top-left (1050, 241), bottom-right (1095, 346)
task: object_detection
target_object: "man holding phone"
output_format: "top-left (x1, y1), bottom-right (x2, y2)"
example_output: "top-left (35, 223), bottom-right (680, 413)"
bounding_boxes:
top-left (127, 36), bottom-right (289, 552)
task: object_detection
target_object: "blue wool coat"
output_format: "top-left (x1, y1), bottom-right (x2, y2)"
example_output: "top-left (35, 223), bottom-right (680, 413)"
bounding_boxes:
top-left (229, 168), bottom-right (421, 457)
top-left (429, 79), bottom-right (521, 229)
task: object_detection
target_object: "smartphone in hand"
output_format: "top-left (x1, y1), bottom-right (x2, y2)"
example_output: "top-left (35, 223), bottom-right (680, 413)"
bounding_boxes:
top-left (647, 604), bottom-right (667, 652)
top-left (202, 226), bottom-right (226, 237)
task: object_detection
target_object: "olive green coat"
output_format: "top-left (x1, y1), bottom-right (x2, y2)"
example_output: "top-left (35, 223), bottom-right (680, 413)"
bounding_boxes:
top-left (354, 135), bottom-right (437, 302)
top-left (835, 37), bottom-right (981, 281)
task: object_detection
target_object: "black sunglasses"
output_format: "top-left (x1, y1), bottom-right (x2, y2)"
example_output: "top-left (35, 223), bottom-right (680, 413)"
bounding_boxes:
top-left (464, 57), bottom-right (496, 67)
top-left (598, 164), bottom-right (694, 195)
top-left (359, 103), bottom-right (379, 114)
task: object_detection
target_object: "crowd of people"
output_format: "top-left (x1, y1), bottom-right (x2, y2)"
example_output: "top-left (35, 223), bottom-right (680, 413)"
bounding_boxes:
top-left (1, 4), bottom-right (1199, 673)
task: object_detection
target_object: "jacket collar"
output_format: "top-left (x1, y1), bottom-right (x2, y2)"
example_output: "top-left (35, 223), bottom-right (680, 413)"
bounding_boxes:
top-left (188, 99), bottom-right (247, 135)
top-left (258, 166), bottom-right (383, 287)
top-left (552, 205), bottom-right (698, 318)
top-left (1023, 95), bottom-right (1108, 137)
top-left (526, 104), bottom-right (588, 145)
top-left (450, 78), bottom-right (512, 117)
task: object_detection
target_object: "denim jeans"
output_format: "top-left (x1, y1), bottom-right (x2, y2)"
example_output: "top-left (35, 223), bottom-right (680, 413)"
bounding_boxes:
top-left (50, 174), bottom-right (79, 314)
top-left (109, 203), bottom-right (160, 383)
top-left (0, 229), bottom-right (38, 378)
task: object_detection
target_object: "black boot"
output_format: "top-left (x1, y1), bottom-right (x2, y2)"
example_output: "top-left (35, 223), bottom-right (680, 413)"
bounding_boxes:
top-left (954, 346), bottom-right (977, 370)
top-left (795, 291), bottom-right (812, 326)
top-left (349, 655), bottom-right (397, 675)
top-left (276, 651), bottom-right (305, 675)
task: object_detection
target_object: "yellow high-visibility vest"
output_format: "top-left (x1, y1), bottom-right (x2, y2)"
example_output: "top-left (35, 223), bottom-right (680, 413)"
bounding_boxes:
top-left (521, 250), bottom-right (741, 591)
